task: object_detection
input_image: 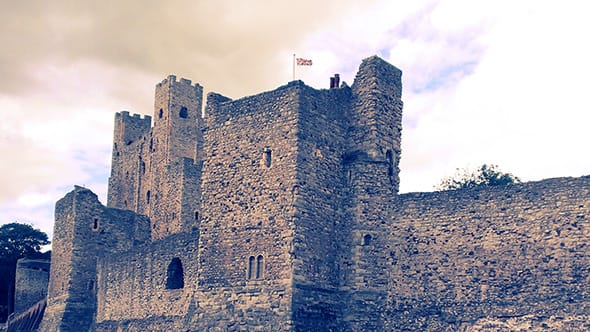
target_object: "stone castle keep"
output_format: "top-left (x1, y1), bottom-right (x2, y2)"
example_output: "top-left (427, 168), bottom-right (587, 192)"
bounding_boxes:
top-left (9, 56), bottom-right (589, 331)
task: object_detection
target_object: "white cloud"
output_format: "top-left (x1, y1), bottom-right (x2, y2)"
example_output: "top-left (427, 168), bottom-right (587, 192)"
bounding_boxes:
top-left (1, 0), bottom-right (589, 238)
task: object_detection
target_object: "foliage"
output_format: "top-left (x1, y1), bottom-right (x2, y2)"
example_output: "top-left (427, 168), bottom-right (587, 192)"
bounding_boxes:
top-left (436, 164), bottom-right (521, 191)
top-left (0, 222), bottom-right (50, 263)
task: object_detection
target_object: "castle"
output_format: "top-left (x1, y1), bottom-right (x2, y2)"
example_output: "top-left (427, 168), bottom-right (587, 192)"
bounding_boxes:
top-left (7, 56), bottom-right (589, 331)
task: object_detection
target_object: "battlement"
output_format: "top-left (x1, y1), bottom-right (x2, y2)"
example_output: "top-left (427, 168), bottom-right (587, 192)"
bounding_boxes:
top-left (116, 110), bottom-right (152, 123)
top-left (157, 74), bottom-right (202, 90)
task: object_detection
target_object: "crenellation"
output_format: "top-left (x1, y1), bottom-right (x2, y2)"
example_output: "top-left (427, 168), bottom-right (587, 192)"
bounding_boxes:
top-left (32, 56), bottom-right (590, 332)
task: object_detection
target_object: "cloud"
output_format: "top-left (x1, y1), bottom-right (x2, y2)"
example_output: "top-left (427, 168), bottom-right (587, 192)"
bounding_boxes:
top-left (1, 0), bottom-right (589, 237)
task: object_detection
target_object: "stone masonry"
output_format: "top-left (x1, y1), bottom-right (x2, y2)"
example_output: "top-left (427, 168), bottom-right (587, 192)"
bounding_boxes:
top-left (30, 56), bottom-right (589, 331)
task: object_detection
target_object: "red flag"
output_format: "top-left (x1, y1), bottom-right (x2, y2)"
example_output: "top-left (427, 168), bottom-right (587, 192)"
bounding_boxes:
top-left (296, 58), bottom-right (313, 66)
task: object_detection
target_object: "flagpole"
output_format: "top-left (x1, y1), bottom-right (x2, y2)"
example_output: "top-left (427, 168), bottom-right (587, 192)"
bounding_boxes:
top-left (292, 53), bottom-right (296, 81)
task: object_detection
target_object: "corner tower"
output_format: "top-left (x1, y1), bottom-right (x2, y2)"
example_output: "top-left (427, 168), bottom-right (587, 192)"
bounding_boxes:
top-left (147, 76), bottom-right (204, 239)
top-left (152, 75), bottom-right (203, 163)
top-left (342, 56), bottom-right (403, 330)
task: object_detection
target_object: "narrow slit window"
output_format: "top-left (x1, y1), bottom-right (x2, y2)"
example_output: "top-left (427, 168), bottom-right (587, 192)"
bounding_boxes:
top-left (386, 150), bottom-right (394, 177)
top-left (194, 211), bottom-right (199, 221)
top-left (158, 108), bottom-right (164, 119)
top-left (92, 218), bottom-right (99, 231)
top-left (263, 148), bottom-right (272, 168)
top-left (146, 190), bottom-right (151, 204)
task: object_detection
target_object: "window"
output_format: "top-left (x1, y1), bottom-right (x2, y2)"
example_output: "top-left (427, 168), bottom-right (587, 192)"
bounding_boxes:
top-left (92, 218), bottom-right (99, 231)
top-left (146, 190), bottom-right (151, 204)
top-left (166, 258), bottom-right (184, 289)
top-left (247, 255), bottom-right (264, 280)
top-left (256, 255), bottom-right (264, 279)
top-left (247, 256), bottom-right (255, 280)
top-left (194, 211), bottom-right (199, 221)
top-left (179, 106), bottom-right (188, 118)
top-left (363, 234), bottom-right (372, 246)
top-left (263, 148), bottom-right (272, 168)
top-left (386, 150), bottom-right (394, 177)
top-left (158, 108), bottom-right (164, 119)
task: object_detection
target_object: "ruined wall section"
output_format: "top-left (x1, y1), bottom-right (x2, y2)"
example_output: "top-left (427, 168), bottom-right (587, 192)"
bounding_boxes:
top-left (14, 259), bottom-right (49, 315)
top-left (40, 187), bottom-right (150, 332)
top-left (340, 55), bottom-right (404, 331)
top-left (107, 111), bottom-right (151, 210)
top-left (385, 176), bottom-right (590, 331)
top-left (289, 85), bottom-right (351, 331)
top-left (95, 233), bottom-right (198, 325)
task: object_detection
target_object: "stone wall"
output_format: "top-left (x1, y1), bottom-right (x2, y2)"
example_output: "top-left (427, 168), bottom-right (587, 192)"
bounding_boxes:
top-left (384, 176), bottom-right (590, 331)
top-left (13, 259), bottom-right (49, 315)
top-left (290, 84), bottom-right (350, 331)
top-left (40, 187), bottom-right (150, 332)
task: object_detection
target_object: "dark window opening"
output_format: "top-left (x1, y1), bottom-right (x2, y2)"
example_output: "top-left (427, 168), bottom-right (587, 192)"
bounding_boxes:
top-left (263, 148), bottom-right (272, 168)
top-left (158, 108), bottom-right (164, 119)
top-left (363, 234), bottom-right (372, 246)
top-left (386, 150), bottom-right (394, 177)
top-left (141, 161), bottom-right (146, 175)
top-left (92, 218), bottom-right (99, 231)
top-left (247, 256), bottom-right (255, 280)
top-left (179, 106), bottom-right (188, 118)
top-left (194, 211), bottom-right (199, 221)
top-left (256, 255), bottom-right (264, 279)
top-left (166, 258), bottom-right (184, 289)
top-left (146, 190), bottom-right (151, 204)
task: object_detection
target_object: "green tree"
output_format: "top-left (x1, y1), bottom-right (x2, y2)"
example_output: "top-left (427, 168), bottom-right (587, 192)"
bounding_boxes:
top-left (0, 222), bottom-right (49, 322)
top-left (436, 164), bottom-right (520, 191)
top-left (0, 222), bottom-right (50, 262)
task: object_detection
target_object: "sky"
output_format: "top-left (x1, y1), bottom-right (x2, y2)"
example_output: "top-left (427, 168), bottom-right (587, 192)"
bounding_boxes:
top-left (1, 0), bottom-right (589, 240)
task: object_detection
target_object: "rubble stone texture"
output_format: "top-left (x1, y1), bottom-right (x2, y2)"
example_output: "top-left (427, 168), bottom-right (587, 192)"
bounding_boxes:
top-left (33, 56), bottom-right (588, 331)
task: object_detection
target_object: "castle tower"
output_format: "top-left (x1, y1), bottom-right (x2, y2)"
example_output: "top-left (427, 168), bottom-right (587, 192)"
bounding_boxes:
top-left (40, 186), bottom-right (150, 332)
top-left (40, 187), bottom-right (103, 332)
top-left (107, 111), bottom-right (151, 210)
top-left (107, 76), bottom-right (204, 240)
top-left (342, 56), bottom-right (403, 330)
top-left (147, 76), bottom-right (203, 239)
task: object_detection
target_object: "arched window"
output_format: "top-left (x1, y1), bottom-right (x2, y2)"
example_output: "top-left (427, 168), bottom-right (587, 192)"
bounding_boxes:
top-left (363, 234), bottom-right (372, 246)
top-left (256, 255), bottom-right (264, 279)
top-left (166, 258), bottom-right (184, 289)
top-left (179, 106), bottom-right (188, 118)
top-left (247, 256), bottom-right (255, 280)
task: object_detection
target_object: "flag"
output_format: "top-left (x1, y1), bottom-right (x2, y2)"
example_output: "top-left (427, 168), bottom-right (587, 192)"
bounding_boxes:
top-left (296, 58), bottom-right (313, 66)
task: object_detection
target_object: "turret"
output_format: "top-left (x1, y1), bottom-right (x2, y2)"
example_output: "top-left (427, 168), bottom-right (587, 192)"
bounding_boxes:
top-left (152, 75), bottom-right (203, 163)
top-left (342, 56), bottom-right (404, 330)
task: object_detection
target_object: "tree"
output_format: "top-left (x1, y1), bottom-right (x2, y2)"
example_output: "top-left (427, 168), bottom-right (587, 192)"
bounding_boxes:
top-left (436, 164), bottom-right (520, 191)
top-left (0, 222), bottom-right (49, 322)
top-left (0, 222), bottom-right (50, 263)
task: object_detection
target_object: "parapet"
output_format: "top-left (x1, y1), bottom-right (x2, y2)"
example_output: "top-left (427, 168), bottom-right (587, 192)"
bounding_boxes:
top-left (157, 74), bottom-right (203, 90)
top-left (116, 110), bottom-right (152, 123)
